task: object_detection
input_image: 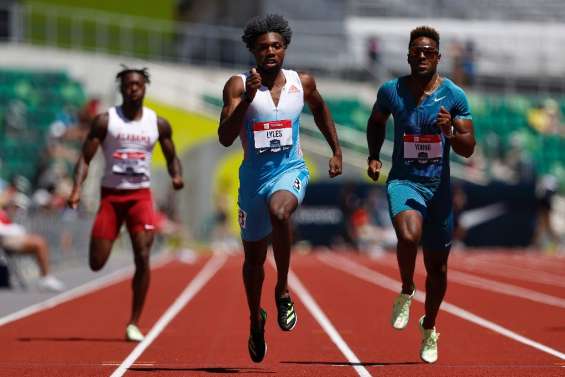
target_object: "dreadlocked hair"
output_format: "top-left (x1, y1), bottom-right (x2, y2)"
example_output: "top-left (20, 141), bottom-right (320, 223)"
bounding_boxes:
top-left (116, 65), bottom-right (151, 84)
top-left (409, 26), bottom-right (440, 48)
top-left (241, 14), bottom-right (292, 50)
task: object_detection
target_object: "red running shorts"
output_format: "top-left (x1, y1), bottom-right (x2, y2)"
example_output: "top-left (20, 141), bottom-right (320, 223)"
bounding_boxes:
top-left (91, 187), bottom-right (155, 240)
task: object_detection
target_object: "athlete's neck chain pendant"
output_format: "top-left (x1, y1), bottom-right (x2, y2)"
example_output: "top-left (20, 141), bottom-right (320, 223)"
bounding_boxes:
top-left (423, 75), bottom-right (441, 96)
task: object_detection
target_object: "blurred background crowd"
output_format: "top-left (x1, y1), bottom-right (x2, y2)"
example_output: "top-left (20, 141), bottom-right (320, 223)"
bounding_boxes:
top-left (0, 0), bottom-right (563, 290)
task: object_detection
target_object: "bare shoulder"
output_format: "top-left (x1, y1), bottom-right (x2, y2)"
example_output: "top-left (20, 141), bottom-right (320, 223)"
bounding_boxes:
top-left (157, 115), bottom-right (171, 127)
top-left (298, 71), bottom-right (316, 87)
top-left (88, 112), bottom-right (109, 139)
top-left (157, 116), bottom-right (172, 136)
top-left (224, 75), bottom-right (245, 94)
top-left (92, 112), bottom-right (109, 128)
top-left (298, 71), bottom-right (318, 98)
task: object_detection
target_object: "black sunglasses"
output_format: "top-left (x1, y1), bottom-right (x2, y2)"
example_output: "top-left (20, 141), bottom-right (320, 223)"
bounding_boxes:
top-left (408, 46), bottom-right (439, 58)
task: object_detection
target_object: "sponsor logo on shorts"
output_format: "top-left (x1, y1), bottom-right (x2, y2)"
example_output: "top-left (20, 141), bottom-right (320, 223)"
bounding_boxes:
top-left (293, 178), bottom-right (301, 191)
top-left (238, 208), bottom-right (247, 229)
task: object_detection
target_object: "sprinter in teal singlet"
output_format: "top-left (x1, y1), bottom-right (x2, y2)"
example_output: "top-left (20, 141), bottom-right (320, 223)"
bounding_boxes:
top-left (366, 26), bottom-right (476, 364)
top-left (218, 14), bottom-right (342, 363)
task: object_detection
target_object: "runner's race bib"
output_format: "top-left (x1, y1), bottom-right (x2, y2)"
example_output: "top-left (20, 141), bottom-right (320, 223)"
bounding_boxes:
top-left (112, 149), bottom-right (148, 176)
top-left (253, 120), bottom-right (293, 153)
top-left (403, 134), bottom-right (442, 164)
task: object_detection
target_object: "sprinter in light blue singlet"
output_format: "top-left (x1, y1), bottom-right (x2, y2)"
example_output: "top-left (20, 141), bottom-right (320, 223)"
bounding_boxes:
top-left (366, 26), bottom-right (476, 364)
top-left (218, 14), bottom-right (342, 363)
top-left (237, 68), bottom-right (310, 242)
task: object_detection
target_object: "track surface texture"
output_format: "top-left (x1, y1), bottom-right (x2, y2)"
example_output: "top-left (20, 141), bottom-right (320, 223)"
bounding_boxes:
top-left (1, 250), bottom-right (564, 376)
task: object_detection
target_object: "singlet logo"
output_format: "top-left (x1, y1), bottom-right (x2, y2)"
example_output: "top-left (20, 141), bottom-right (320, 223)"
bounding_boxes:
top-left (293, 178), bottom-right (301, 191)
top-left (111, 149), bottom-right (148, 176)
top-left (288, 85), bottom-right (300, 94)
top-left (116, 133), bottom-right (150, 145)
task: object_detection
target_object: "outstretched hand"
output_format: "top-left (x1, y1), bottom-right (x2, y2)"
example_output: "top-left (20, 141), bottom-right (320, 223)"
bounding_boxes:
top-left (367, 159), bottom-right (382, 182)
top-left (244, 67), bottom-right (262, 102)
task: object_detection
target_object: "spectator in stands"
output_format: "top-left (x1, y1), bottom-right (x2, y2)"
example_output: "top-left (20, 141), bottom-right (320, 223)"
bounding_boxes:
top-left (153, 206), bottom-right (183, 248)
top-left (533, 174), bottom-right (561, 253)
top-left (209, 193), bottom-right (239, 254)
top-left (0, 193), bottom-right (65, 292)
top-left (342, 187), bottom-right (394, 255)
top-left (36, 98), bottom-right (98, 201)
top-left (348, 203), bottom-right (386, 255)
top-left (449, 39), bottom-right (476, 87)
top-left (451, 183), bottom-right (468, 249)
top-left (528, 98), bottom-right (563, 136)
top-left (462, 40), bottom-right (477, 87)
top-left (367, 36), bottom-right (383, 81)
top-left (448, 39), bottom-right (465, 86)
top-left (463, 144), bottom-right (487, 182)
top-left (365, 187), bottom-right (397, 250)
top-left (339, 183), bottom-right (363, 248)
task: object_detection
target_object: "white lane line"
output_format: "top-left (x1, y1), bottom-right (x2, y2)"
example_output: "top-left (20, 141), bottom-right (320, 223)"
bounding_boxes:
top-left (374, 254), bottom-right (565, 309)
top-left (319, 254), bottom-right (565, 361)
top-left (110, 253), bottom-right (227, 377)
top-left (269, 259), bottom-right (372, 377)
top-left (470, 253), bottom-right (565, 272)
top-left (455, 259), bottom-right (565, 288)
top-left (0, 253), bottom-right (173, 328)
top-left (448, 270), bottom-right (565, 309)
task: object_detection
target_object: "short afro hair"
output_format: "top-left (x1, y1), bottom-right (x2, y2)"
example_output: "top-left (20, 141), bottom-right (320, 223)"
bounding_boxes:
top-left (241, 14), bottom-right (292, 50)
top-left (116, 65), bottom-right (150, 84)
top-left (409, 26), bottom-right (440, 48)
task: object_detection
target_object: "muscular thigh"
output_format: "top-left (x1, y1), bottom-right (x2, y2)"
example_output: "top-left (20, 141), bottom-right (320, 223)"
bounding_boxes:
top-left (238, 167), bottom-right (309, 241)
top-left (238, 185), bottom-right (271, 242)
top-left (422, 187), bottom-right (453, 251)
top-left (422, 214), bottom-right (453, 251)
top-left (387, 179), bottom-right (430, 219)
top-left (126, 195), bottom-right (155, 235)
top-left (91, 198), bottom-right (125, 241)
top-left (268, 167), bottom-right (309, 205)
top-left (268, 168), bottom-right (308, 216)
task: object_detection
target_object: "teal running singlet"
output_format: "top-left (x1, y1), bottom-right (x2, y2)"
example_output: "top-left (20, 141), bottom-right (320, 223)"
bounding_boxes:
top-left (375, 76), bottom-right (472, 189)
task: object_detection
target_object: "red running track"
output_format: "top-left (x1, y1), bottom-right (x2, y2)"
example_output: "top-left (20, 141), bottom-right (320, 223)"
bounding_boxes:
top-left (0, 250), bottom-right (564, 376)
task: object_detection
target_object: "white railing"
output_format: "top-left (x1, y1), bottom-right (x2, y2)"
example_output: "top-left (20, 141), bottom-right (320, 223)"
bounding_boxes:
top-left (348, 0), bottom-right (565, 22)
top-left (3, 3), bottom-right (354, 76)
top-left (4, 2), bottom-right (565, 93)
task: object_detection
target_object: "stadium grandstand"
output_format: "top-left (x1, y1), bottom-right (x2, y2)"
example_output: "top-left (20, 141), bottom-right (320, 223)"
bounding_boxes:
top-left (348, 0), bottom-right (565, 22)
top-left (0, 0), bottom-right (562, 247)
top-left (0, 1), bottom-right (564, 375)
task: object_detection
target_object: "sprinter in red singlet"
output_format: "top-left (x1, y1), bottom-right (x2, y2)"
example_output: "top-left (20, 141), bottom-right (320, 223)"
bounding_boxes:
top-left (68, 67), bottom-right (184, 342)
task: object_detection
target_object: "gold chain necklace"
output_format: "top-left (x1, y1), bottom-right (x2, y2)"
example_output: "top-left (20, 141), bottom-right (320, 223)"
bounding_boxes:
top-left (423, 75), bottom-right (440, 95)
